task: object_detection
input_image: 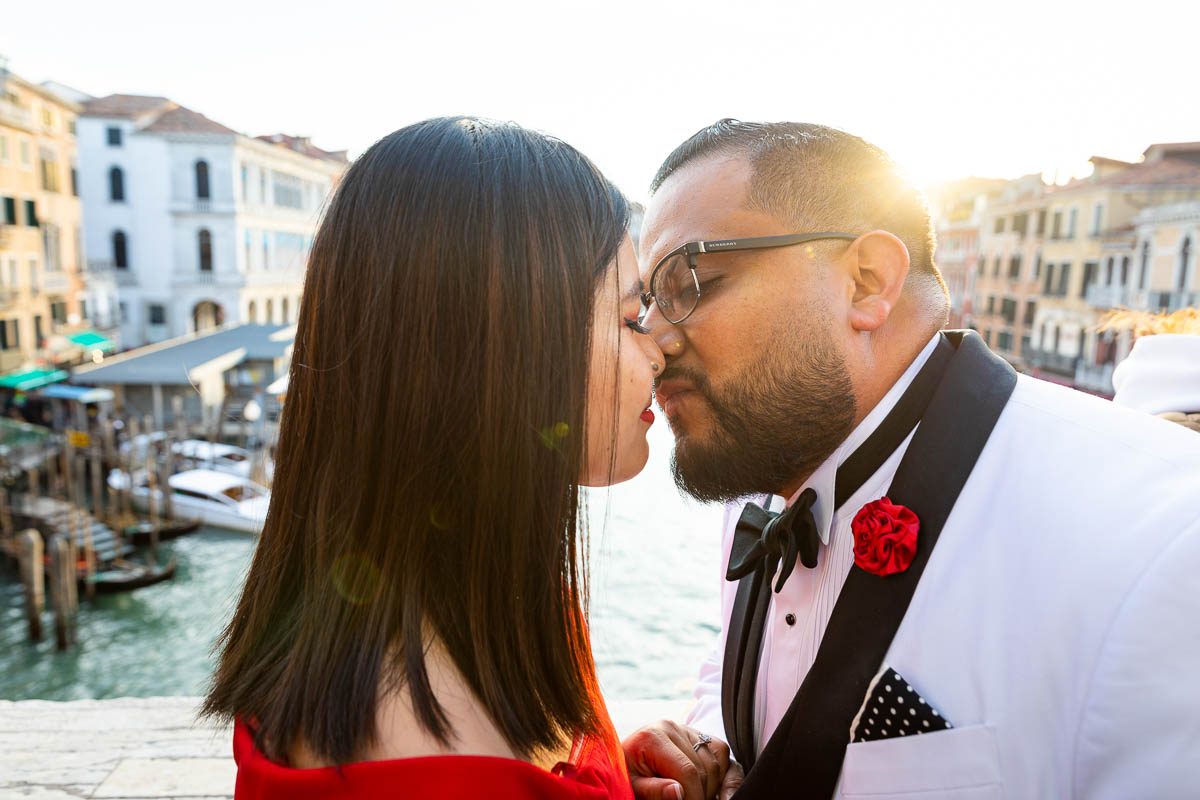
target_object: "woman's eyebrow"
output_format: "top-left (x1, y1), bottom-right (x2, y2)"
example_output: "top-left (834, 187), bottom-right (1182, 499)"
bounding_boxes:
top-left (622, 279), bottom-right (646, 303)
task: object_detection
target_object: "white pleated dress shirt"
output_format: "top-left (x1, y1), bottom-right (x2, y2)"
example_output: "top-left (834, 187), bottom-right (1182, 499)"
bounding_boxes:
top-left (685, 333), bottom-right (942, 751)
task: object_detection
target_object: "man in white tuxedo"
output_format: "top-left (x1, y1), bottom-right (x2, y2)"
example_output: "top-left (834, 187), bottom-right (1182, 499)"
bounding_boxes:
top-left (620, 120), bottom-right (1200, 800)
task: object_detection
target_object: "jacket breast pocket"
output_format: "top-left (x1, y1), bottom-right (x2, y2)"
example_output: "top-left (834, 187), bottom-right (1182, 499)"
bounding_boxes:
top-left (839, 724), bottom-right (1004, 799)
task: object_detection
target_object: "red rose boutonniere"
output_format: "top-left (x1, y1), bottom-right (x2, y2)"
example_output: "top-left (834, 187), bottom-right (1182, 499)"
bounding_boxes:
top-left (851, 497), bottom-right (919, 577)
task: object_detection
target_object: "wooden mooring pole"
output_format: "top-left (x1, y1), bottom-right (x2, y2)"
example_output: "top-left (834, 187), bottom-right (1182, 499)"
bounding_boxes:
top-left (18, 528), bottom-right (44, 642)
top-left (141, 416), bottom-right (160, 566)
top-left (46, 534), bottom-right (78, 650)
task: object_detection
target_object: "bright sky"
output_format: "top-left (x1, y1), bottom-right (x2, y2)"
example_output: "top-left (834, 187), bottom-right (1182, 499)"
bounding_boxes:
top-left (6, 0), bottom-right (1198, 202)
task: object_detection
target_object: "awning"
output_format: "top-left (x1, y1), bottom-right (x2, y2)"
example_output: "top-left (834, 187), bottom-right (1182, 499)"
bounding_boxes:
top-left (67, 330), bottom-right (117, 352)
top-left (39, 384), bottom-right (116, 403)
top-left (0, 367), bottom-right (70, 391)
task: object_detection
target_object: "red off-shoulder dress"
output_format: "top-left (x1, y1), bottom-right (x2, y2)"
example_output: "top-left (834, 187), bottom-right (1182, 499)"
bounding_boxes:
top-left (232, 709), bottom-right (634, 799)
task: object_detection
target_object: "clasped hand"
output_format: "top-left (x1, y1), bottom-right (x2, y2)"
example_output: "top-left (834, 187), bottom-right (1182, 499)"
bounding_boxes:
top-left (621, 720), bottom-right (743, 800)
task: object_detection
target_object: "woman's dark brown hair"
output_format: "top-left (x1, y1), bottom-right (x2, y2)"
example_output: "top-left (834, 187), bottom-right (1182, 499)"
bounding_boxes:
top-left (203, 117), bottom-right (630, 764)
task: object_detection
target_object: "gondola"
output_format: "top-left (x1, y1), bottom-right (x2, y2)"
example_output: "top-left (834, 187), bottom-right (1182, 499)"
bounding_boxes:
top-left (123, 519), bottom-right (202, 546)
top-left (85, 556), bottom-right (178, 594)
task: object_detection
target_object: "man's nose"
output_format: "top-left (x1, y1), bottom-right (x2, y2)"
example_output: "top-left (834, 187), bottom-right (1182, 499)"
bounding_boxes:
top-left (644, 303), bottom-right (686, 359)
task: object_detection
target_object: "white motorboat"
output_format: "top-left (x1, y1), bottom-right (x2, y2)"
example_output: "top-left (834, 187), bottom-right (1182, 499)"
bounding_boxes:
top-left (109, 468), bottom-right (271, 533)
top-left (173, 440), bottom-right (253, 477)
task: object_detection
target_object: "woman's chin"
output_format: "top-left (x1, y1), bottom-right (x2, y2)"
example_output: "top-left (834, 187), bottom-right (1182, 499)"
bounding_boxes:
top-left (580, 444), bottom-right (649, 488)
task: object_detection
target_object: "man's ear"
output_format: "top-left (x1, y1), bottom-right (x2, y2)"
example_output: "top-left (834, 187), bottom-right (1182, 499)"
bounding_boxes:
top-left (847, 231), bottom-right (910, 332)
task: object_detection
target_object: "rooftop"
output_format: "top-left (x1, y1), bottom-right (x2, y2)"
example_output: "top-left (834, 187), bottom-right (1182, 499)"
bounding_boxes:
top-left (71, 324), bottom-right (292, 386)
top-left (255, 133), bottom-right (349, 164)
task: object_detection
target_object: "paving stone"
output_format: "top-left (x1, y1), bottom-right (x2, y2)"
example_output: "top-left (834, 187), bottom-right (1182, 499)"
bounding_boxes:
top-left (92, 758), bottom-right (236, 798)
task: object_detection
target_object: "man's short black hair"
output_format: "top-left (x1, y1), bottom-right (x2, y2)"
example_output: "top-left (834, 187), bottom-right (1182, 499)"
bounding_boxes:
top-left (651, 119), bottom-right (942, 291)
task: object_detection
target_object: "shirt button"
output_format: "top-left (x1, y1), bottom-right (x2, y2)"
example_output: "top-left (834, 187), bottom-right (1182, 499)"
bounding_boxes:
top-left (785, 613), bottom-right (796, 626)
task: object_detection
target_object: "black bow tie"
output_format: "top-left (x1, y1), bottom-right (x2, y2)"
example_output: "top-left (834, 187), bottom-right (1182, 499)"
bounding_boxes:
top-left (726, 488), bottom-right (820, 593)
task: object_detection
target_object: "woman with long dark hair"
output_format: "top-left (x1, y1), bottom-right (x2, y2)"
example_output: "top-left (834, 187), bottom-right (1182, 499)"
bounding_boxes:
top-left (203, 117), bottom-right (666, 798)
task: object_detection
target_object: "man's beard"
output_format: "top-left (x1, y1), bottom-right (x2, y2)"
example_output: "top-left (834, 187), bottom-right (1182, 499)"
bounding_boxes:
top-left (664, 335), bottom-right (856, 504)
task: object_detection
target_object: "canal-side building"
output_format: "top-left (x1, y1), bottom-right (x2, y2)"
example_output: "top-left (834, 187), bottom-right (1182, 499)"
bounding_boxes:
top-left (1026, 145), bottom-right (1200, 394)
top-left (930, 178), bottom-right (1004, 330)
top-left (76, 95), bottom-right (347, 348)
top-left (972, 174), bottom-right (1048, 370)
top-left (0, 63), bottom-right (93, 377)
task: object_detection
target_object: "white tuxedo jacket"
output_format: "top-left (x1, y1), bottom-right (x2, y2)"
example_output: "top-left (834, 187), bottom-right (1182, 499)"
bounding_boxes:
top-left (688, 371), bottom-right (1200, 799)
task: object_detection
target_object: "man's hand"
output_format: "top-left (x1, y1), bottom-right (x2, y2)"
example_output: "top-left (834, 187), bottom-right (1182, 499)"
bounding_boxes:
top-left (622, 720), bottom-right (738, 800)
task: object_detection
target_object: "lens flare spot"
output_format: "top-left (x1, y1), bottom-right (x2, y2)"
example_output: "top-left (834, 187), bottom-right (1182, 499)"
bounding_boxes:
top-left (805, 245), bottom-right (816, 259)
top-left (331, 553), bottom-right (382, 605)
top-left (538, 422), bottom-right (570, 450)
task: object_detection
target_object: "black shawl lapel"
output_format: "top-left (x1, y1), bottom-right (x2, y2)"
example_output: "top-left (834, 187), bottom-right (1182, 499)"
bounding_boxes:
top-left (732, 331), bottom-right (1017, 799)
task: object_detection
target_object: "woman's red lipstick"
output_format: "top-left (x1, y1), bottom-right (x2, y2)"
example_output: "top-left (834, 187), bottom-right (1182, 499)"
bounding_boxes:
top-left (640, 408), bottom-right (655, 424)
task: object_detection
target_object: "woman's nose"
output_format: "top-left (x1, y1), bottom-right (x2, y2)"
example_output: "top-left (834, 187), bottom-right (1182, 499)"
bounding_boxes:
top-left (644, 304), bottom-right (685, 361)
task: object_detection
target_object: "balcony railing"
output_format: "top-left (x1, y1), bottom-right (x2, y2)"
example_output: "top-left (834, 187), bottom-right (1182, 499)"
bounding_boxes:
top-left (1131, 289), bottom-right (1200, 313)
top-left (1029, 348), bottom-right (1081, 376)
top-left (172, 270), bottom-right (240, 287)
top-left (0, 98), bottom-right (34, 132)
top-left (42, 271), bottom-right (71, 292)
top-left (1075, 362), bottom-right (1115, 395)
top-left (1085, 284), bottom-right (1130, 309)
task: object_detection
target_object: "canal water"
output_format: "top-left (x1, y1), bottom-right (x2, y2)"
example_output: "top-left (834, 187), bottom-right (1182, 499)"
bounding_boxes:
top-left (0, 421), bottom-right (726, 705)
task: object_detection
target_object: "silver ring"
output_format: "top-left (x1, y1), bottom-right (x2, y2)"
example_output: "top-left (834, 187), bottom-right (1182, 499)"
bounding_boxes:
top-left (692, 732), bottom-right (713, 752)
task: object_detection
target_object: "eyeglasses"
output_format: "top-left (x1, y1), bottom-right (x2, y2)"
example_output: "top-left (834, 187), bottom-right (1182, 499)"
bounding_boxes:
top-left (640, 232), bottom-right (860, 325)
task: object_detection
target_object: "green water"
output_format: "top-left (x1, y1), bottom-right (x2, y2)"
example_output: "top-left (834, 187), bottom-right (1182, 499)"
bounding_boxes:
top-left (0, 424), bottom-right (726, 703)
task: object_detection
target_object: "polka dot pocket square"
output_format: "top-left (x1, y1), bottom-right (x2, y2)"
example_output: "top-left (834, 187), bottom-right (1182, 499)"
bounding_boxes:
top-left (849, 665), bottom-right (952, 742)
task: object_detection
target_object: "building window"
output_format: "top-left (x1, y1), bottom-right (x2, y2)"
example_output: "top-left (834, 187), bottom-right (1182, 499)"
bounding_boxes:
top-left (1051, 211), bottom-right (1062, 240)
top-left (1008, 255), bottom-right (1022, 280)
top-left (281, 297), bottom-right (289, 322)
top-left (113, 230), bottom-right (128, 269)
top-left (247, 300), bottom-right (257, 323)
top-left (0, 319), bottom-right (19, 351)
top-left (977, 259), bottom-right (985, 277)
top-left (148, 304), bottom-right (166, 325)
top-left (1057, 263), bottom-right (1071, 297)
top-left (993, 217), bottom-right (1004, 234)
top-left (1000, 297), bottom-right (1017, 324)
top-left (263, 237), bottom-right (269, 270)
top-left (0, 135), bottom-right (7, 164)
top-left (106, 126), bottom-right (122, 146)
top-left (19, 139), bottom-right (31, 168)
top-left (241, 166), bottom-right (249, 202)
top-left (109, 166), bottom-right (125, 202)
top-left (1043, 263), bottom-right (1055, 295)
top-left (40, 155), bottom-right (60, 192)
top-left (1067, 208), bottom-right (1077, 239)
top-left (50, 300), bottom-right (67, 327)
top-left (983, 327), bottom-right (992, 345)
top-left (198, 229), bottom-right (213, 271)
top-left (1104, 257), bottom-right (1114, 286)
top-left (260, 172), bottom-right (267, 203)
top-left (1033, 252), bottom-right (1042, 280)
top-left (997, 330), bottom-right (1013, 351)
top-left (1120, 256), bottom-right (1130, 286)
top-left (272, 173), bottom-right (304, 209)
top-left (1012, 213), bottom-right (1029, 238)
top-left (195, 160), bottom-right (210, 200)
top-left (265, 298), bottom-right (273, 322)
top-left (993, 257), bottom-right (1001, 278)
top-left (1024, 300), bottom-right (1036, 326)
top-left (24, 200), bottom-right (37, 227)
top-left (1091, 203), bottom-right (1104, 236)
top-left (1139, 241), bottom-right (1150, 290)
top-left (118, 301), bottom-right (128, 322)
top-left (1035, 210), bottom-right (1046, 236)
top-left (2, 197), bottom-right (15, 225)
top-left (1081, 261), bottom-right (1098, 298)
top-left (1181, 237), bottom-right (1193, 291)
top-left (986, 296), bottom-right (995, 314)
top-left (41, 224), bottom-right (61, 271)
top-left (71, 166), bottom-right (78, 197)
top-left (244, 230), bottom-right (252, 269)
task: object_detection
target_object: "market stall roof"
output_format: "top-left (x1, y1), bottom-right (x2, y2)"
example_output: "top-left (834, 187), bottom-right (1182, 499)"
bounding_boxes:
top-left (39, 384), bottom-right (116, 404)
top-left (0, 367), bottom-right (70, 391)
top-left (71, 324), bottom-right (291, 386)
top-left (67, 330), bottom-right (117, 352)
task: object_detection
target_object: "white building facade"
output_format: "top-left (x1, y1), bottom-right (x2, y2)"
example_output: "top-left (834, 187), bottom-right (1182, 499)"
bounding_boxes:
top-left (77, 96), bottom-right (345, 347)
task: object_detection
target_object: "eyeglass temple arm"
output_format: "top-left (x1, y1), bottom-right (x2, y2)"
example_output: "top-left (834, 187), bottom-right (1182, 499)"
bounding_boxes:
top-left (686, 232), bottom-right (859, 256)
